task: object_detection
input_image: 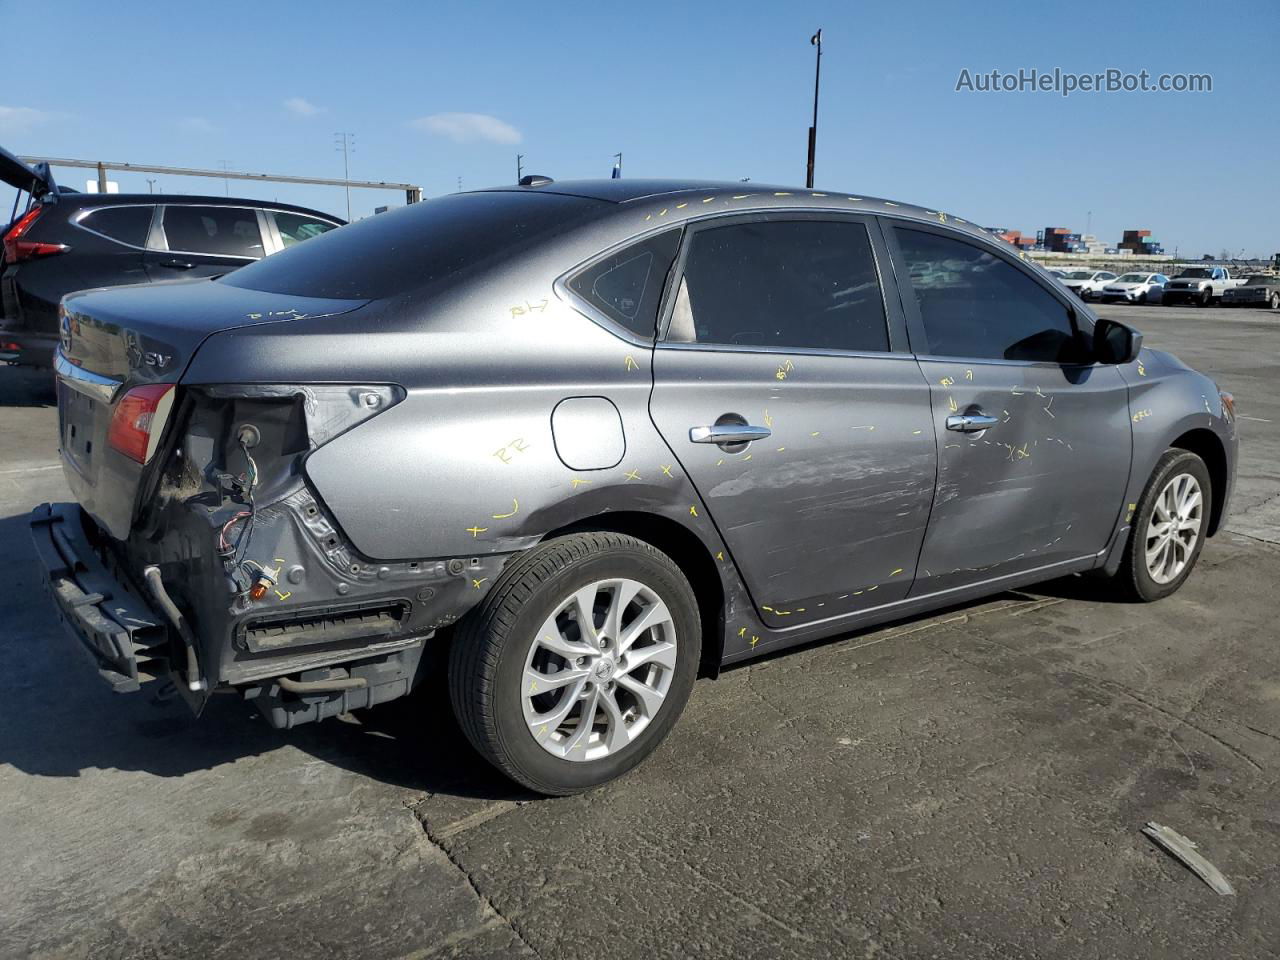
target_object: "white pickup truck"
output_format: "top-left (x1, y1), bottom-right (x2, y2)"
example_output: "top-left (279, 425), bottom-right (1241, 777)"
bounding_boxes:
top-left (1162, 266), bottom-right (1246, 306)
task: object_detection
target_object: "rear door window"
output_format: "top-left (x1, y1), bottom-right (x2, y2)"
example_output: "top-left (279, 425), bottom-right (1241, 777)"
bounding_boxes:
top-left (163, 206), bottom-right (265, 258)
top-left (894, 227), bottom-right (1082, 363)
top-left (79, 205), bottom-right (154, 247)
top-left (272, 210), bottom-right (339, 248)
top-left (566, 229), bottom-right (681, 340)
top-left (667, 218), bottom-right (890, 352)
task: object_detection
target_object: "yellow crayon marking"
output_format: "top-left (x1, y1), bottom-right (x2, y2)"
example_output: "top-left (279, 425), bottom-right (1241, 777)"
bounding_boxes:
top-left (811, 431), bottom-right (820, 437)
top-left (867, 585), bottom-right (878, 591)
top-left (851, 425), bottom-right (875, 432)
top-left (965, 369), bottom-right (973, 380)
top-left (275, 590), bottom-right (292, 601)
top-left (936, 212), bottom-right (947, 223)
top-left (702, 197), bottom-right (715, 203)
top-left (853, 590), bottom-right (864, 596)
top-left (890, 568), bottom-right (904, 576)
top-left (776, 446), bottom-right (786, 452)
top-left (472, 578), bottom-right (488, 589)
top-left (847, 197), bottom-right (863, 201)
top-left (539, 724), bottom-right (549, 738)
top-left (659, 208), bottom-right (668, 216)
top-left (763, 408), bottom-right (774, 428)
top-left (716, 551), bottom-right (725, 561)
top-left (466, 525), bottom-right (488, 537)
top-left (948, 395), bottom-right (959, 413)
top-left (624, 354), bottom-right (639, 371)
top-left (570, 477), bottom-right (593, 488)
top-left (273, 558), bottom-right (285, 563)
top-left (1137, 363), bottom-right (1146, 376)
top-left (811, 192), bottom-right (827, 197)
top-left (644, 214), bottom-right (652, 221)
top-left (797, 608), bottom-right (806, 613)
top-left (676, 202), bottom-right (688, 209)
top-left (883, 201), bottom-right (899, 207)
top-left (761, 605), bottom-right (774, 612)
top-left (661, 464), bottom-right (674, 477)
top-left (689, 505), bottom-right (698, 517)
top-left (529, 679), bottom-right (539, 693)
top-left (940, 376), bottom-right (955, 386)
top-left (492, 498), bottom-right (519, 519)
top-left (912, 429), bottom-right (923, 435)
top-left (716, 459), bottom-right (724, 466)
top-left (738, 626), bottom-right (747, 637)
top-left (624, 469), bottom-right (641, 481)
top-left (750, 635), bottom-right (760, 649)
top-left (742, 453), bottom-right (752, 461)
top-left (774, 192), bottom-right (792, 197)
top-left (732, 194), bottom-right (749, 200)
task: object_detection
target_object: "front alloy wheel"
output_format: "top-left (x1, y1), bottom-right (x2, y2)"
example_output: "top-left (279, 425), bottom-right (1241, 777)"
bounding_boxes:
top-left (450, 532), bottom-right (700, 795)
top-left (1112, 449), bottom-right (1212, 601)
top-left (1144, 473), bottom-right (1203, 584)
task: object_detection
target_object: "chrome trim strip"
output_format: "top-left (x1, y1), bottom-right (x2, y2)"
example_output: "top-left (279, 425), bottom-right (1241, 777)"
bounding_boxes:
top-left (54, 350), bottom-right (121, 403)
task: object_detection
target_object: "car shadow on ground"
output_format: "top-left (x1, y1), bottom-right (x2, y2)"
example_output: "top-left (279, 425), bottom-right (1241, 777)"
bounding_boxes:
top-left (0, 365), bottom-right (56, 406)
top-left (0, 510), bottom-right (529, 800)
top-left (0, 492), bottom-right (1129, 802)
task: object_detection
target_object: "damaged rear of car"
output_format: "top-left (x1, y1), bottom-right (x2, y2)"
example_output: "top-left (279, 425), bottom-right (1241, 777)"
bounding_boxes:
top-left (33, 188), bottom-right (608, 727)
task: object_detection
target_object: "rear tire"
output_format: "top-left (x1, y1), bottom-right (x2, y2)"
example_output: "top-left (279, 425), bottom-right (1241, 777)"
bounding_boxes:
top-left (1270, 292), bottom-right (1279, 310)
top-left (1109, 450), bottom-right (1212, 602)
top-left (449, 532), bottom-right (701, 795)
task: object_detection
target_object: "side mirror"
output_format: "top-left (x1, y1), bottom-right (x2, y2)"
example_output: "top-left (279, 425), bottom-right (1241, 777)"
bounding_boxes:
top-left (1094, 317), bottom-right (1143, 365)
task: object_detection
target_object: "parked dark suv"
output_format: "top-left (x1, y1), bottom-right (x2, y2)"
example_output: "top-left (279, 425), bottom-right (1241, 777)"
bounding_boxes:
top-left (1, 148), bottom-right (343, 366)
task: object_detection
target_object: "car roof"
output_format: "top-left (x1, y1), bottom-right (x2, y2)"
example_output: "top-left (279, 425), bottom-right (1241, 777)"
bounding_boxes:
top-left (46, 192), bottom-right (345, 222)
top-left (481, 178), bottom-right (997, 245)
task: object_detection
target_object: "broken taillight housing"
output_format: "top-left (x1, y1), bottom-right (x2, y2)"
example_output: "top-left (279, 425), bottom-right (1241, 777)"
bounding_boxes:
top-left (108, 384), bottom-right (176, 463)
top-left (2, 206), bottom-right (69, 262)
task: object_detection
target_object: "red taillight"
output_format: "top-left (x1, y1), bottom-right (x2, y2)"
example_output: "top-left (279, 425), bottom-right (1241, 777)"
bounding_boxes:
top-left (2, 206), bottom-right (69, 263)
top-left (107, 384), bottom-right (175, 463)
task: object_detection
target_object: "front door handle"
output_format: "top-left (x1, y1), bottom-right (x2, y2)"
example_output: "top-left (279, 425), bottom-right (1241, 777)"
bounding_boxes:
top-left (689, 423), bottom-right (772, 444)
top-left (158, 259), bottom-right (195, 270)
top-left (945, 413), bottom-right (999, 433)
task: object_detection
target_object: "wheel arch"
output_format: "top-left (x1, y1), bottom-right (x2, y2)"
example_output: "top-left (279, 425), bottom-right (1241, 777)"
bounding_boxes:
top-left (540, 511), bottom-right (725, 677)
top-left (1170, 428), bottom-right (1227, 536)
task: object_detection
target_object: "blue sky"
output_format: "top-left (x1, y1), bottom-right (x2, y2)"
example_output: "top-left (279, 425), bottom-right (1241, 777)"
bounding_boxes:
top-left (2, 0), bottom-right (1276, 256)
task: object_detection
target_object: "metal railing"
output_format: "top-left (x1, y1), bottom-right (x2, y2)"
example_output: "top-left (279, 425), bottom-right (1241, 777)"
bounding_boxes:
top-left (19, 156), bottom-right (423, 205)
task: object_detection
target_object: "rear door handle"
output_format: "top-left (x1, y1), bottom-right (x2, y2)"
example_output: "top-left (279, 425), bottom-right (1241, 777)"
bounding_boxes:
top-left (945, 413), bottom-right (999, 433)
top-left (158, 259), bottom-right (195, 270)
top-left (689, 424), bottom-right (772, 444)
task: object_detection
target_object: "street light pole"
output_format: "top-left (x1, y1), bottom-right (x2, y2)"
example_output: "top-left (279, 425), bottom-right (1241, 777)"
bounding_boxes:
top-left (806, 28), bottom-right (822, 189)
top-left (517, 154), bottom-right (524, 183)
top-left (334, 133), bottom-right (354, 221)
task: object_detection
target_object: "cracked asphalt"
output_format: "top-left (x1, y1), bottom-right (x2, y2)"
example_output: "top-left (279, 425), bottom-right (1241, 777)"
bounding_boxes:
top-left (1, 304), bottom-right (1277, 959)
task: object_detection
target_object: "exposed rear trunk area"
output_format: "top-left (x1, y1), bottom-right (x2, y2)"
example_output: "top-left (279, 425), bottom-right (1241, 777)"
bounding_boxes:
top-left (56, 279), bottom-right (365, 540)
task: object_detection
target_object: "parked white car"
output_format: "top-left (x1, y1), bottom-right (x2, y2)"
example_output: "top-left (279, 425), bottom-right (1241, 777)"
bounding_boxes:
top-left (1099, 273), bottom-right (1169, 304)
top-left (1059, 269), bottom-right (1117, 301)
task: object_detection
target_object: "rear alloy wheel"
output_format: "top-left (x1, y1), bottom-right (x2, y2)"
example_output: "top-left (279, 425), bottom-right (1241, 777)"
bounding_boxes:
top-left (1112, 449), bottom-right (1212, 601)
top-left (449, 532), bottom-right (700, 795)
top-left (1270, 292), bottom-right (1279, 310)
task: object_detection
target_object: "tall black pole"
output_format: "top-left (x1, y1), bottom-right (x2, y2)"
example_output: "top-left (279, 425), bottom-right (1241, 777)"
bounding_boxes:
top-left (806, 28), bottom-right (822, 189)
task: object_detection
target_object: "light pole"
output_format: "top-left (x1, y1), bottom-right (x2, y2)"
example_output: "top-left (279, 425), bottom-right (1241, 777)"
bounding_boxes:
top-left (517, 154), bottom-right (524, 183)
top-left (806, 28), bottom-right (822, 189)
top-left (146, 178), bottom-right (156, 194)
top-left (334, 133), bottom-right (355, 221)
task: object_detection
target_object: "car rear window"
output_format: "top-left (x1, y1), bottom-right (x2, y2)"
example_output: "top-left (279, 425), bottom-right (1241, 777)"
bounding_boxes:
top-left (220, 191), bottom-right (604, 300)
top-left (79, 205), bottom-right (154, 247)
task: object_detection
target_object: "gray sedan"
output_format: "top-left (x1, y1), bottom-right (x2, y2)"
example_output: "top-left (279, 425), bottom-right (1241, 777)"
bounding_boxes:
top-left (35, 179), bottom-right (1238, 794)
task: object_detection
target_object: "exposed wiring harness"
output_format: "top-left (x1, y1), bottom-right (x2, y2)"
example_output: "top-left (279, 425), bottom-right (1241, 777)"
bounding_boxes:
top-left (220, 437), bottom-right (261, 595)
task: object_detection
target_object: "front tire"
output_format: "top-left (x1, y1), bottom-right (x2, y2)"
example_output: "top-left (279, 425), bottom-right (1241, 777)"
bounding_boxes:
top-left (449, 532), bottom-right (701, 795)
top-left (1111, 450), bottom-right (1212, 602)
